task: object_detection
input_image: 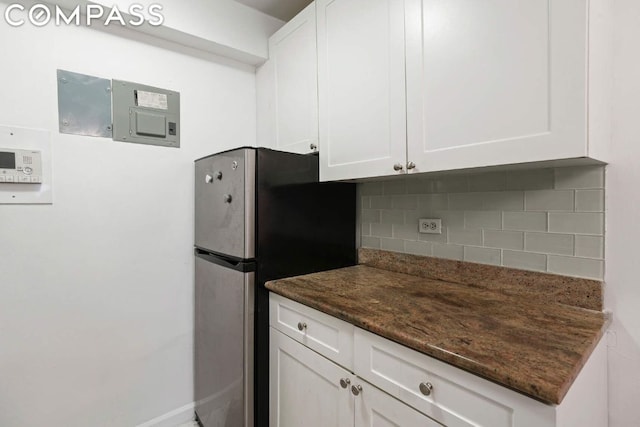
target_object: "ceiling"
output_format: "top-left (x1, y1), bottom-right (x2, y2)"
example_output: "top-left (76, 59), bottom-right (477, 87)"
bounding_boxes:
top-left (234, 0), bottom-right (313, 22)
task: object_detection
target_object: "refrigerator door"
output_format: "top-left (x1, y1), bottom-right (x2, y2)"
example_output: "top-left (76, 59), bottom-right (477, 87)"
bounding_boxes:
top-left (195, 253), bottom-right (255, 427)
top-left (195, 148), bottom-right (256, 259)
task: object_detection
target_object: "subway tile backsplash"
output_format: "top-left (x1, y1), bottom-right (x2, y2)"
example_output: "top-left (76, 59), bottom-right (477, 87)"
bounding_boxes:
top-left (359, 166), bottom-right (605, 280)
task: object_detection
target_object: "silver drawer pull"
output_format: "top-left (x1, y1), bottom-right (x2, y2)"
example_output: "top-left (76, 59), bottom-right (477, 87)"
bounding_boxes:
top-left (419, 382), bottom-right (433, 396)
top-left (297, 322), bottom-right (307, 331)
top-left (351, 384), bottom-right (363, 396)
top-left (393, 163), bottom-right (404, 171)
top-left (340, 378), bottom-right (351, 389)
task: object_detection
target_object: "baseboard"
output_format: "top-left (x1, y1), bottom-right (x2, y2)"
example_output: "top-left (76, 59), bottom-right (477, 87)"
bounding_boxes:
top-left (136, 402), bottom-right (195, 427)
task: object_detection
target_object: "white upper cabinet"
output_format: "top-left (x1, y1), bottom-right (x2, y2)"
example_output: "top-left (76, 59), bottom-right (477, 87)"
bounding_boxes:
top-left (264, 0), bottom-right (610, 180)
top-left (405, 0), bottom-right (591, 173)
top-left (258, 3), bottom-right (319, 155)
top-left (317, 0), bottom-right (408, 181)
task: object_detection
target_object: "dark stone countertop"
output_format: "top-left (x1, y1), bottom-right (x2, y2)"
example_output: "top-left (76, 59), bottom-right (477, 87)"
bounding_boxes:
top-left (265, 263), bottom-right (608, 405)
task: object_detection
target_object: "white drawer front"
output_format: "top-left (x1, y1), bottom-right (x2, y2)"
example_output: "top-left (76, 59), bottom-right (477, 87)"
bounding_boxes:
top-left (354, 328), bottom-right (553, 427)
top-left (269, 293), bottom-right (354, 370)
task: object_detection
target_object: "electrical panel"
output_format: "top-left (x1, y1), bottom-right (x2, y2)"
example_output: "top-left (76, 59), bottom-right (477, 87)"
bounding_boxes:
top-left (112, 80), bottom-right (180, 148)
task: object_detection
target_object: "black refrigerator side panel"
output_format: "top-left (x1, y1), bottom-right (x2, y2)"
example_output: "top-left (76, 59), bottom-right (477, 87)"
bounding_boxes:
top-left (253, 149), bottom-right (357, 427)
top-left (256, 178), bottom-right (357, 278)
top-left (256, 149), bottom-right (356, 282)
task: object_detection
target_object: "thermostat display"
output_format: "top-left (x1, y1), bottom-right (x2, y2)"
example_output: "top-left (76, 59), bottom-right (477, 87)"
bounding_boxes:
top-left (0, 152), bottom-right (16, 169)
top-left (0, 148), bottom-right (42, 184)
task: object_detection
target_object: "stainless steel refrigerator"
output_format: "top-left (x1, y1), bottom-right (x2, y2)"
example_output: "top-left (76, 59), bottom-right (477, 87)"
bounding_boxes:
top-left (194, 147), bottom-right (356, 427)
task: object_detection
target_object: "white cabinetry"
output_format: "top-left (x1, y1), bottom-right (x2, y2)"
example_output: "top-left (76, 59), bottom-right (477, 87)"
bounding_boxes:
top-left (257, 3), bottom-right (318, 155)
top-left (269, 293), bottom-right (608, 427)
top-left (354, 328), bottom-right (553, 427)
top-left (313, 0), bottom-right (610, 181)
top-left (269, 293), bottom-right (354, 368)
top-left (405, 0), bottom-right (597, 173)
top-left (270, 329), bottom-right (438, 427)
top-left (354, 381), bottom-right (439, 427)
top-left (316, 0), bottom-right (407, 180)
top-left (270, 329), bottom-right (353, 427)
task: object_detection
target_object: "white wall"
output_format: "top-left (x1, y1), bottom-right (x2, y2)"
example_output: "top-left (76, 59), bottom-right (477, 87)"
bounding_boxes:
top-left (606, 1), bottom-right (640, 425)
top-left (89, 0), bottom-right (285, 63)
top-left (0, 10), bottom-right (256, 427)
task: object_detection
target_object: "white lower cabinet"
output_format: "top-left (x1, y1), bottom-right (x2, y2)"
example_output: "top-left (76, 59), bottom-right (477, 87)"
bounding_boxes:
top-left (270, 328), bottom-right (353, 427)
top-left (270, 328), bottom-right (438, 427)
top-left (354, 378), bottom-right (440, 427)
top-left (269, 294), bottom-right (608, 427)
top-left (353, 328), bottom-right (552, 427)
top-left (269, 293), bottom-right (354, 369)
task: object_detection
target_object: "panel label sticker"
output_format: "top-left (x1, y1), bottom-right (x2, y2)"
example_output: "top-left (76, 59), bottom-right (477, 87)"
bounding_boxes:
top-left (136, 90), bottom-right (168, 110)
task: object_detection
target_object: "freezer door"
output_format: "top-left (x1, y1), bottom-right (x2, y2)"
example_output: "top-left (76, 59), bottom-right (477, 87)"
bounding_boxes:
top-left (195, 148), bottom-right (256, 259)
top-left (195, 255), bottom-right (255, 427)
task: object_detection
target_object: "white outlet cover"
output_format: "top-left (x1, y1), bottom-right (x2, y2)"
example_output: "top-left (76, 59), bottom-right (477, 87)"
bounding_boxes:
top-left (419, 218), bottom-right (442, 234)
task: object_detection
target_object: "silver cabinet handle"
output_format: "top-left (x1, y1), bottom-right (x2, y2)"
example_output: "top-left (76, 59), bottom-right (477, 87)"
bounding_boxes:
top-left (223, 194), bottom-right (233, 203)
top-left (340, 378), bottom-right (351, 389)
top-left (419, 382), bottom-right (433, 396)
top-left (205, 174), bottom-right (214, 184)
top-left (215, 171), bottom-right (223, 180)
top-left (297, 322), bottom-right (307, 331)
top-left (407, 161), bottom-right (416, 170)
top-left (393, 163), bottom-right (404, 172)
top-left (310, 143), bottom-right (318, 151)
top-left (351, 385), bottom-right (363, 396)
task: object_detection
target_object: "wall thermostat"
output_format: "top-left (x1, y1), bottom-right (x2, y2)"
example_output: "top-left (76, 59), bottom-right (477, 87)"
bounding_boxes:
top-left (0, 148), bottom-right (42, 184)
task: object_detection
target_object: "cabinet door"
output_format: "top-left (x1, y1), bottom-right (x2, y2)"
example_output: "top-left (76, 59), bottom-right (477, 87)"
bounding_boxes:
top-left (354, 381), bottom-right (442, 427)
top-left (270, 328), bottom-right (354, 427)
top-left (405, 0), bottom-right (588, 173)
top-left (268, 2), bottom-right (319, 155)
top-left (318, 0), bottom-right (407, 181)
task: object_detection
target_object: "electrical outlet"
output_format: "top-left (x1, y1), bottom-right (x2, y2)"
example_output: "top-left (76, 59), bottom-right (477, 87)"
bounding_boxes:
top-left (419, 218), bottom-right (442, 234)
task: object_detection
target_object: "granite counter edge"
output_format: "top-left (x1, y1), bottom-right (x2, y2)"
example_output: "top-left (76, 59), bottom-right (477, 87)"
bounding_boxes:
top-left (265, 279), bottom-right (609, 405)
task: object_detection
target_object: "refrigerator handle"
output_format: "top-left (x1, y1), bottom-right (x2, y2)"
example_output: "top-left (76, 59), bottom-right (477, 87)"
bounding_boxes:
top-left (195, 249), bottom-right (256, 273)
